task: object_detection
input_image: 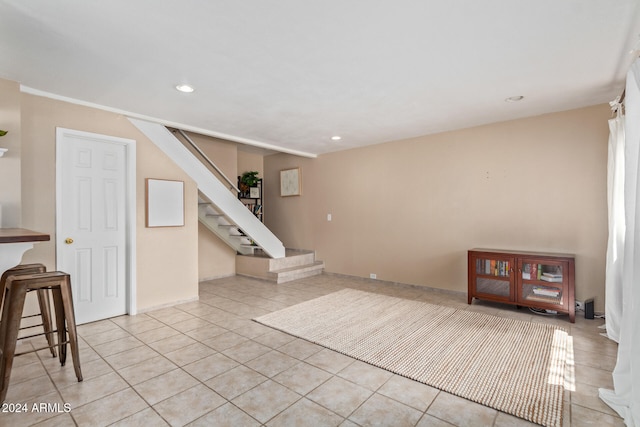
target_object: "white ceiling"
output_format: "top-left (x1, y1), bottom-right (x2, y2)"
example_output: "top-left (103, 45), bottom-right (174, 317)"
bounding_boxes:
top-left (1, 1), bottom-right (639, 157)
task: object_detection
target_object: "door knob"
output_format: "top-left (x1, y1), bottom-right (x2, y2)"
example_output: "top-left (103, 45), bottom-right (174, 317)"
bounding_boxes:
top-left (65, 238), bottom-right (74, 244)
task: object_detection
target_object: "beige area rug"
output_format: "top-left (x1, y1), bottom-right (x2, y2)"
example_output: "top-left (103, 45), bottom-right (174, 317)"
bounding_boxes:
top-left (254, 289), bottom-right (573, 427)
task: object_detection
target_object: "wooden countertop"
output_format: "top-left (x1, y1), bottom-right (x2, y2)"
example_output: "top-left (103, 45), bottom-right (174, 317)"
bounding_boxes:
top-left (0, 228), bottom-right (50, 244)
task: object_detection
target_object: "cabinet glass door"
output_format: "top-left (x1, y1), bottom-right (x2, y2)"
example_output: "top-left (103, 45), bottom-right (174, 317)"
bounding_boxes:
top-left (519, 261), bottom-right (564, 306)
top-left (473, 256), bottom-right (512, 299)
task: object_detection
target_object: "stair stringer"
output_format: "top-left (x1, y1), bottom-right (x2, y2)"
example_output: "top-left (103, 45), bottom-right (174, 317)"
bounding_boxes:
top-left (129, 118), bottom-right (286, 259)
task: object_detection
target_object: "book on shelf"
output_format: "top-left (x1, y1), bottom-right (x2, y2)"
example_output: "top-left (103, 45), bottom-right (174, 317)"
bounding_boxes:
top-left (526, 293), bottom-right (562, 303)
top-left (543, 272), bottom-right (562, 278)
top-left (532, 286), bottom-right (561, 297)
top-left (540, 273), bottom-right (562, 283)
top-left (476, 259), bottom-right (509, 277)
top-left (522, 263), bottom-right (544, 280)
top-left (529, 264), bottom-right (541, 280)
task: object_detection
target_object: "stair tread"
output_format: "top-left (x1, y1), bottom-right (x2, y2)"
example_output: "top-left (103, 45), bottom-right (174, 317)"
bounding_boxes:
top-left (270, 261), bottom-right (324, 274)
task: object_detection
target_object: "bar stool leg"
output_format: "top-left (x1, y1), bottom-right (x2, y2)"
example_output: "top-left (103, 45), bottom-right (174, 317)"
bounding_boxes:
top-left (36, 289), bottom-right (57, 357)
top-left (59, 276), bottom-right (82, 382)
top-left (51, 287), bottom-right (68, 367)
top-left (0, 285), bottom-right (28, 403)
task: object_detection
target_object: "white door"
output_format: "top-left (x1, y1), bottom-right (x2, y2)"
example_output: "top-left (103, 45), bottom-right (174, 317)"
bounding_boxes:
top-left (56, 128), bottom-right (135, 324)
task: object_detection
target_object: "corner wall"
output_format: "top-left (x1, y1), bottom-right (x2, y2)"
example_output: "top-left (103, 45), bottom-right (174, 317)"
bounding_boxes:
top-left (264, 104), bottom-right (610, 311)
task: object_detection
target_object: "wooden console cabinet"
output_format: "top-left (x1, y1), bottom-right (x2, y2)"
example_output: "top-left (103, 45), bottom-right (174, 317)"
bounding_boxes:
top-left (468, 248), bottom-right (575, 323)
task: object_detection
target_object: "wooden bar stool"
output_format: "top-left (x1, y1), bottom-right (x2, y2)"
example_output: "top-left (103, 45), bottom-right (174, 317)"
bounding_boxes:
top-left (0, 264), bottom-right (56, 357)
top-left (0, 272), bottom-right (83, 403)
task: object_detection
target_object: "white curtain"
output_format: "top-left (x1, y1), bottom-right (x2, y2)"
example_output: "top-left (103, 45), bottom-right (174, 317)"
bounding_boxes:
top-left (604, 101), bottom-right (625, 343)
top-left (600, 57), bottom-right (640, 426)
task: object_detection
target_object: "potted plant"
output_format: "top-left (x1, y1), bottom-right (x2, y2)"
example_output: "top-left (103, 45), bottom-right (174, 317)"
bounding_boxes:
top-left (239, 171), bottom-right (259, 196)
top-left (0, 130), bottom-right (7, 157)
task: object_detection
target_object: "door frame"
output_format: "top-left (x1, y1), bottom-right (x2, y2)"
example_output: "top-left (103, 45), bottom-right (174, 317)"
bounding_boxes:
top-left (55, 127), bottom-right (137, 317)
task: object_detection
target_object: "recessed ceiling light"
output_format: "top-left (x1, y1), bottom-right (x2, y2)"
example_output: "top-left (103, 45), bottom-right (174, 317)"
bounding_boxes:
top-left (175, 84), bottom-right (195, 93)
top-left (505, 95), bottom-right (524, 102)
top-left (331, 135), bottom-right (342, 141)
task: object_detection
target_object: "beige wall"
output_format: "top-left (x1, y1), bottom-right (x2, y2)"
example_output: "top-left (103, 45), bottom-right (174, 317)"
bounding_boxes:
top-left (0, 79), bottom-right (22, 227)
top-left (264, 104), bottom-right (610, 310)
top-left (238, 151), bottom-right (264, 179)
top-left (3, 73), bottom-right (611, 313)
top-left (16, 89), bottom-right (199, 312)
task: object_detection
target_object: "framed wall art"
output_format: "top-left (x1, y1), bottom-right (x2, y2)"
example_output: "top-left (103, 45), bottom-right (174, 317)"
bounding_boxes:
top-left (280, 167), bottom-right (301, 197)
top-left (146, 178), bottom-right (185, 227)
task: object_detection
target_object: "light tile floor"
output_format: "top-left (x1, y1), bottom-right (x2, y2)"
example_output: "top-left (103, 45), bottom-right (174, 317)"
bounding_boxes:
top-left (2, 274), bottom-right (622, 426)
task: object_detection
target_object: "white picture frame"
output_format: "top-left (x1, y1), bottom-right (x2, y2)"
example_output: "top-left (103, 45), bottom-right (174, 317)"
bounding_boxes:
top-left (280, 167), bottom-right (301, 197)
top-left (146, 178), bottom-right (185, 227)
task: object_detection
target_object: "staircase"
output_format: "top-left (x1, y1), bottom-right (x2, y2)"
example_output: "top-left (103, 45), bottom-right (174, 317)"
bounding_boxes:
top-left (198, 194), bottom-right (256, 255)
top-left (129, 118), bottom-right (285, 258)
top-left (236, 249), bottom-right (325, 284)
top-left (129, 118), bottom-right (324, 281)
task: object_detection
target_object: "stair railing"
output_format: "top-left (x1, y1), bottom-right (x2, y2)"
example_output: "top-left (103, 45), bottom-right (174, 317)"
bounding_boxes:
top-left (171, 129), bottom-right (240, 193)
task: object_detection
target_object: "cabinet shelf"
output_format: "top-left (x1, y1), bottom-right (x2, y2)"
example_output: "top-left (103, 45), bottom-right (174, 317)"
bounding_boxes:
top-left (477, 273), bottom-right (510, 279)
top-left (468, 248), bottom-right (575, 323)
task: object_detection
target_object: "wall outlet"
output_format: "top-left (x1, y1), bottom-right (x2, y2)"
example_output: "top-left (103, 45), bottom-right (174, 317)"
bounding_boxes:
top-left (369, 273), bottom-right (377, 279)
top-left (575, 300), bottom-right (584, 311)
